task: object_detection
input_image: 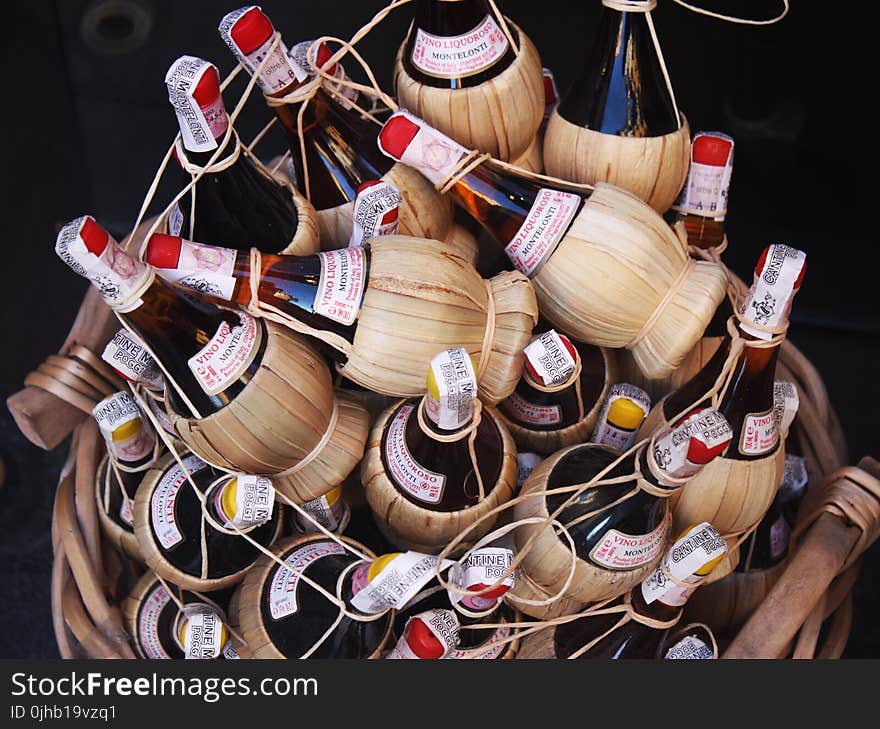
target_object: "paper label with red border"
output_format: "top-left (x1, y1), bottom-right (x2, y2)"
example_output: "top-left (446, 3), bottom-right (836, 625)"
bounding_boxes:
top-left (524, 330), bottom-right (576, 386)
top-left (505, 188), bottom-right (580, 277)
top-left (652, 407), bottom-right (731, 483)
top-left (268, 541), bottom-right (346, 620)
top-left (161, 240), bottom-right (238, 301)
top-left (378, 111), bottom-right (470, 187)
top-left (589, 510), bottom-right (670, 571)
top-left (504, 391), bottom-right (561, 426)
top-left (739, 408), bottom-right (778, 456)
top-left (151, 454), bottom-right (208, 549)
top-left (138, 584), bottom-right (172, 660)
top-left (313, 248), bottom-right (366, 326)
top-left (102, 328), bottom-right (165, 391)
top-left (664, 635), bottom-right (715, 659)
top-left (187, 313), bottom-right (261, 396)
top-left (449, 547), bottom-right (515, 610)
top-left (350, 551), bottom-right (454, 615)
top-left (385, 404), bottom-right (446, 505)
top-left (673, 133), bottom-right (734, 219)
top-left (165, 56), bottom-right (227, 153)
top-left (739, 244), bottom-right (806, 340)
top-left (349, 181), bottom-right (401, 247)
top-left (411, 15), bottom-right (509, 79)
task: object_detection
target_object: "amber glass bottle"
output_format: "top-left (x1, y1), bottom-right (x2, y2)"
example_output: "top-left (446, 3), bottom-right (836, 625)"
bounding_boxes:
top-left (377, 110), bottom-right (586, 278)
top-left (661, 244), bottom-right (807, 461)
top-left (55, 217), bottom-right (268, 420)
top-left (671, 132), bottom-right (735, 249)
top-left (553, 522), bottom-right (728, 659)
top-left (499, 329), bottom-right (606, 432)
top-left (219, 6), bottom-right (393, 211)
top-left (379, 348), bottom-right (504, 512)
top-left (555, 0), bottom-right (678, 137)
top-left (401, 0), bottom-right (517, 89)
top-left (145, 233), bottom-right (368, 355)
top-left (165, 55), bottom-right (298, 252)
top-left (546, 408), bottom-right (731, 571)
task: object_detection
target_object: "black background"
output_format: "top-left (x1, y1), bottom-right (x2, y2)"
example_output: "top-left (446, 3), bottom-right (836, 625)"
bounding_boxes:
top-left (1, 0), bottom-right (878, 658)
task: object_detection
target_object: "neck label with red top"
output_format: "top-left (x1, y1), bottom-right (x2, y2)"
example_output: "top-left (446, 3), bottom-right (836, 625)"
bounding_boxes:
top-left (349, 180), bottom-right (401, 247)
top-left (673, 132), bottom-right (734, 220)
top-left (165, 56), bottom-right (229, 154)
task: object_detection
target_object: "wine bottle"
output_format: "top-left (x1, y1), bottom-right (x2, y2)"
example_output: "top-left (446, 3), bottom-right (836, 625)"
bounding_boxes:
top-left (287, 38), bottom-right (360, 108)
top-left (735, 487), bottom-right (790, 572)
top-left (545, 408), bottom-right (731, 572)
top-left (554, 0), bottom-right (678, 138)
top-left (660, 244), bottom-right (807, 461)
top-left (401, 0), bottom-right (517, 90)
top-left (671, 132), bottom-right (735, 249)
top-left (93, 390), bottom-right (158, 533)
top-left (101, 328), bottom-right (165, 394)
top-left (218, 6), bottom-right (394, 211)
top-left (379, 348), bottom-right (504, 512)
top-left (498, 329), bottom-right (606, 433)
top-left (165, 55), bottom-right (300, 252)
top-left (144, 232), bottom-right (367, 351)
top-left (134, 452), bottom-right (283, 590)
top-left (589, 383), bottom-right (651, 453)
top-left (553, 522), bottom-right (728, 659)
top-left (55, 216), bottom-right (268, 420)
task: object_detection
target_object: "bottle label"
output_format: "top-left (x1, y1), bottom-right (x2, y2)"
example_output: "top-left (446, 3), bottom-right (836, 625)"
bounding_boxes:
top-left (516, 452), bottom-right (542, 488)
top-left (146, 394), bottom-right (176, 436)
top-left (187, 313), bottom-right (261, 396)
top-left (296, 492), bottom-right (347, 533)
top-left (93, 391), bottom-right (155, 462)
top-left (226, 474), bottom-right (275, 529)
top-left (55, 217), bottom-right (150, 312)
top-left (504, 391), bottom-right (561, 426)
top-left (119, 494), bottom-right (134, 527)
top-left (449, 547), bottom-right (515, 610)
top-left (411, 14), bottom-right (509, 79)
top-left (313, 248), bottom-right (367, 326)
top-left (673, 133), bottom-right (734, 219)
top-left (445, 620), bottom-right (511, 660)
top-left (524, 331), bottom-right (577, 386)
top-left (167, 202), bottom-right (184, 237)
top-left (388, 609), bottom-right (461, 660)
top-left (181, 604), bottom-right (224, 660)
top-left (773, 380), bottom-right (799, 437)
top-left (770, 513), bottom-right (790, 561)
top-left (350, 551), bottom-right (455, 615)
top-left (288, 40), bottom-right (359, 108)
top-left (641, 522), bottom-right (728, 606)
top-left (150, 454), bottom-right (208, 549)
top-left (349, 181), bottom-right (401, 247)
top-left (740, 408), bottom-right (779, 456)
top-left (505, 188), bottom-right (581, 278)
top-left (102, 329), bottom-right (165, 391)
top-left (778, 454), bottom-right (808, 505)
top-left (223, 642), bottom-right (240, 659)
top-left (159, 239), bottom-right (238, 301)
top-left (268, 541), bottom-right (346, 620)
top-left (165, 56), bottom-right (228, 153)
top-left (378, 111), bottom-right (470, 187)
top-left (218, 8), bottom-right (306, 94)
top-left (664, 634), bottom-right (715, 659)
top-left (138, 583), bottom-right (172, 660)
top-left (739, 244), bottom-right (806, 340)
top-left (589, 512), bottom-right (670, 571)
top-left (424, 347), bottom-right (477, 431)
top-left (590, 384), bottom-right (652, 452)
top-left (385, 404), bottom-right (447, 505)
top-left (652, 408), bottom-right (732, 483)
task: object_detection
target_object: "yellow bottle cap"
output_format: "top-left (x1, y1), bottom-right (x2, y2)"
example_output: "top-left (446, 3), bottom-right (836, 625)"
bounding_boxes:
top-left (111, 416), bottom-right (142, 442)
top-left (607, 398), bottom-right (646, 431)
top-left (220, 477), bottom-right (239, 522)
top-left (324, 485), bottom-right (342, 507)
top-left (368, 552), bottom-right (402, 582)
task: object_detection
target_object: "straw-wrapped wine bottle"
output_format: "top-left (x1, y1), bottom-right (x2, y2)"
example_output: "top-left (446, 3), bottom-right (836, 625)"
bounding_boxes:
top-left (393, 0), bottom-right (544, 162)
top-left (643, 244), bottom-right (807, 536)
top-left (218, 6), bottom-right (453, 247)
top-left (55, 216), bottom-right (370, 505)
top-left (144, 232), bottom-right (537, 403)
top-left (92, 390), bottom-right (160, 560)
top-left (123, 572), bottom-right (241, 659)
top-left (376, 110), bottom-right (728, 380)
top-left (164, 55), bottom-right (318, 255)
top-left (133, 452), bottom-right (284, 591)
top-left (508, 407), bottom-right (732, 617)
top-left (361, 348), bottom-right (517, 553)
top-left (543, 0), bottom-right (690, 212)
top-left (552, 523), bottom-right (728, 658)
top-left (494, 329), bottom-right (616, 455)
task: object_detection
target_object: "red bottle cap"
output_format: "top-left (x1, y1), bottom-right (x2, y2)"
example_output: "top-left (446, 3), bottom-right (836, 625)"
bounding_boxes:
top-left (378, 115), bottom-right (420, 160)
top-left (228, 6), bottom-right (274, 55)
top-left (542, 70), bottom-right (558, 106)
top-left (466, 581), bottom-right (510, 602)
top-left (404, 618), bottom-right (446, 660)
top-left (692, 134), bottom-right (733, 167)
top-left (524, 332), bottom-right (578, 384)
top-left (754, 245), bottom-right (807, 291)
top-left (355, 180), bottom-right (399, 225)
top-left (192, 63), bottom-right (223, 111)
top-left (314, 42), bottom-right (337, 73)
top-left (145, 233), bottom-right (184, 269)
top-left (79, 216), bottom-right (110, 256)
top-left (677, 408), bottom-right (731, 465)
